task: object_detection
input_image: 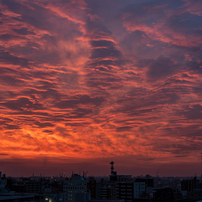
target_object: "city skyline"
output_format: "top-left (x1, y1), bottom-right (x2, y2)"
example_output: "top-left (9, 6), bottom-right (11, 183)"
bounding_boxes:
top-left (0, 0), bottom-right (202, 177)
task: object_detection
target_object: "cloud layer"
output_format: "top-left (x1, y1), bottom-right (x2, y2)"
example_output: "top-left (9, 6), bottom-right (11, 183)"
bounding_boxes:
top-left (0, 0), bottom-right (202, 176)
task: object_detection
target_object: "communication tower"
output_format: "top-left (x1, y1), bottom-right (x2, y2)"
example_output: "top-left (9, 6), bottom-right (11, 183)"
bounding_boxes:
top-left (110, 161), bottom-right (114, 174)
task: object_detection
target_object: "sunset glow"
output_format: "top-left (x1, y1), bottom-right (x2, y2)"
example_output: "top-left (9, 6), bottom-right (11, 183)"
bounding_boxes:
top-left (0, 0), bottom-right (202, 177)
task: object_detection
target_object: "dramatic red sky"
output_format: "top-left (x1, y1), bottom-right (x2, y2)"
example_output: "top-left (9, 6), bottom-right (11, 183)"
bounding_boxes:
top-left (0, 0), bottom-right (202, 177)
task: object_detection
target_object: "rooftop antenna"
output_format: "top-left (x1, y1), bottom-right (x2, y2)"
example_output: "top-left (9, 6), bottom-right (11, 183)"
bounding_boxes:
top-left (110, 161), bottom-right (114, 174)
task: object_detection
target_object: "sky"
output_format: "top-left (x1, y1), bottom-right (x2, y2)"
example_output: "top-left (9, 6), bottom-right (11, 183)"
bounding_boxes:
top-left (0, 0), bottom-right (202, 177)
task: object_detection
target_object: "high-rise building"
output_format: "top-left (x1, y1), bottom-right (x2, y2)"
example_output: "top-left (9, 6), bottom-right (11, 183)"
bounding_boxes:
top-left (181, 177), bottom-right (197, 192)
top-left (63, 174), bottom-right (89, 202)
top-left (116, 182), bottom-right (133, 202)
top-left (87, 177), bottom-right (96, 199)
top-left (133, 182), bottom-right (146, 199)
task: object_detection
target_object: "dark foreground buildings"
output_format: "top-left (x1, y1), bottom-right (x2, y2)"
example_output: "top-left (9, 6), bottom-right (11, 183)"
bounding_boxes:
top-left (1, 164), bottom-right (202, 202)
